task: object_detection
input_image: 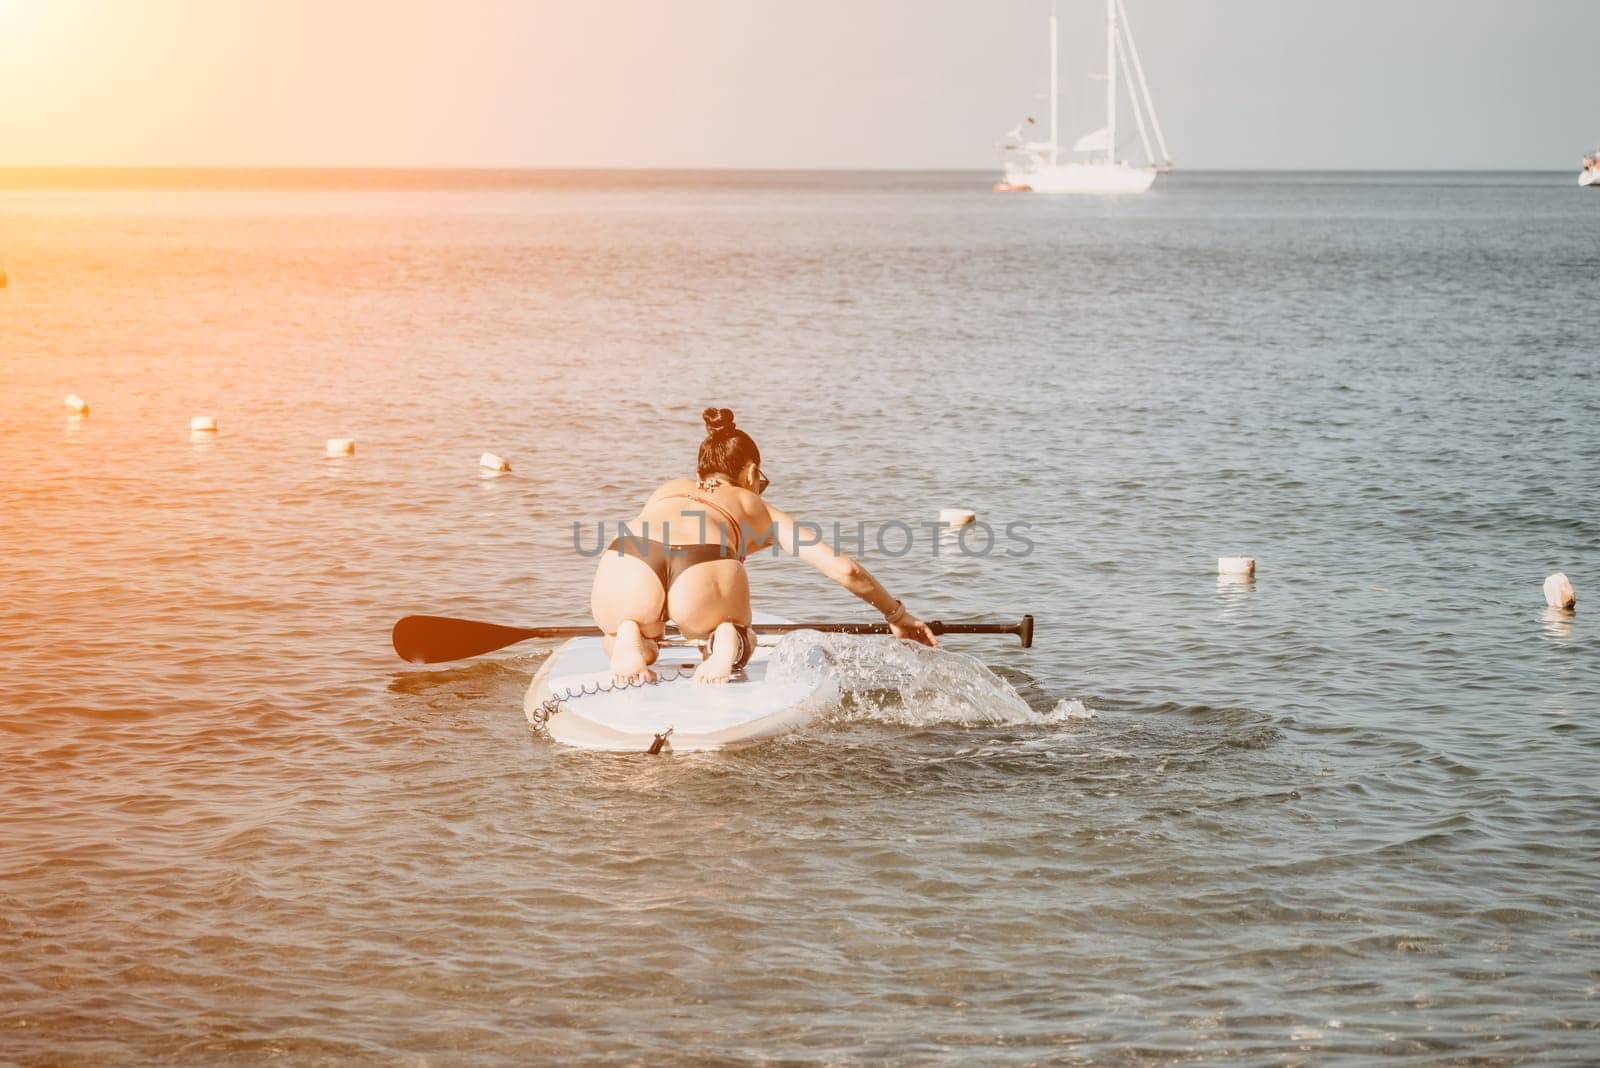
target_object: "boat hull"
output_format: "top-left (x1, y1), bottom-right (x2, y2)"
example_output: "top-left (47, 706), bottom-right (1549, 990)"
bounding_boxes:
top-left (1002, 162), bottom-right (1157, 195)
top-left (1581, 168), bottom-right (1599, 188)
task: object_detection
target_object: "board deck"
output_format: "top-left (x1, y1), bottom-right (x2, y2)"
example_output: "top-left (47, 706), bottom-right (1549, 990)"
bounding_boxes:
top-left (524, 615), bottom-right (837, 752)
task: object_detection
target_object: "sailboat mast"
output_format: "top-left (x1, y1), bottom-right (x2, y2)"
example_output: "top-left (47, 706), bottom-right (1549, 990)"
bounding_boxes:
top-left (1049, 8), bottom-right (1059, 166)
top-left (1105, 0), bottom-right (1117, 164)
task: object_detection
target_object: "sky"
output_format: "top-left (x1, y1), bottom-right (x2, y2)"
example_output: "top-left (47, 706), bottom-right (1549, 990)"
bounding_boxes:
top-left (1, 0), bottom-right (1596, 171)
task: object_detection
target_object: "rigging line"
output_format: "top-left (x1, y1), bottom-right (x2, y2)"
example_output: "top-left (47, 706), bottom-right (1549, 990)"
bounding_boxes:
top-left (1115, 0), bottom-right (1171, 163)
top-left (1114, 26), bottom-right (1155, 166)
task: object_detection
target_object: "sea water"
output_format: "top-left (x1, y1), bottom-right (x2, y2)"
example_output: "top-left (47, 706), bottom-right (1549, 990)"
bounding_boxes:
top-left (2, 170), bottom-right (1597, 1062)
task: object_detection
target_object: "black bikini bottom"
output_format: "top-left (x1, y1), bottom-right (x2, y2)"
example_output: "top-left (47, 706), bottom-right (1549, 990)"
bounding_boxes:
top-left (607, 538), bottom-right (754, 667)
top-left (607, 537), bottom-right (739, 598)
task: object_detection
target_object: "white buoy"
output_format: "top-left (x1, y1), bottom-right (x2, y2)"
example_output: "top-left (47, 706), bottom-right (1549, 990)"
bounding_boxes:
top-left (1543, 572), bottom-right (1576, 611)
top-left (63, 393), bottom-right (89, 415)
top-left (1218, 556), bottom-right (1256, 576)
top-left (479, 451), bottom-right (511, 473)
top-left (190, 416), bottom-right (218, 433)
top-left (326, 437), bottom-right (356, 457)
top-left (939, 508), bottom-right (977, 529)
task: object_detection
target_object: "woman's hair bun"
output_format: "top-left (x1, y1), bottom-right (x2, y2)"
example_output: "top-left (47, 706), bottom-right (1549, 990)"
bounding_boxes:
top-left (702, 407), bottom-right (736, 435)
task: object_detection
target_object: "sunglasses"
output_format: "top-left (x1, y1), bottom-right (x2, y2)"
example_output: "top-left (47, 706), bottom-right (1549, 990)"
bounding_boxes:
top-left (756, 468), bottom-right (771, 494)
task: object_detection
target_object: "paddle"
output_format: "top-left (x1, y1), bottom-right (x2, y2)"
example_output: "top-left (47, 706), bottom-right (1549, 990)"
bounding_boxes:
top-left (392, 613), bottom-right (1034, 664)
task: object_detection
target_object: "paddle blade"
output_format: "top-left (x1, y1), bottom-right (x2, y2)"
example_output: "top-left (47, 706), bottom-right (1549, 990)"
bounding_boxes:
top-left (392, 615), bottom-right (544, 664)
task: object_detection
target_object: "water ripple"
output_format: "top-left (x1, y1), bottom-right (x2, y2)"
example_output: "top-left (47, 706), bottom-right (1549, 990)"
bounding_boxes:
top-left (2, 172), bottom-right (1597, 1062)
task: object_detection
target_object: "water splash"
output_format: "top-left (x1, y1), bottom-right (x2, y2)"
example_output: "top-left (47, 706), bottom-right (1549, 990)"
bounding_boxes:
top-left (765, 631), bottom-right (1081, 728)
top-left (1051, 697), bottom-right (1096, 721)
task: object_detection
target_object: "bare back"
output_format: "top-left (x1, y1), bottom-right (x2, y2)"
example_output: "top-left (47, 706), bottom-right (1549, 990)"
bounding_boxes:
top-left (635, 477), bottom-right (775, 554)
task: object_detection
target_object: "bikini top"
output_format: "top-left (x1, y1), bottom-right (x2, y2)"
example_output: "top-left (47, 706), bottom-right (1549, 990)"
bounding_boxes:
top-left (658, 490), bottom-right (746, 561)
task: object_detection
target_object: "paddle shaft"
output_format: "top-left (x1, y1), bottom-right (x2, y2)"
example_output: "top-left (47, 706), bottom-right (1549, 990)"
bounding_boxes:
top-left (753, 620), bottom-right (1033, 643)
top-left (392, 614), bottom-right (1033, 663)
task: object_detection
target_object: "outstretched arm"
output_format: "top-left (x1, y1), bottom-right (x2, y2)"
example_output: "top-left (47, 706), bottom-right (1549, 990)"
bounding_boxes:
top-left (764, 503), bottom-right (938, 647)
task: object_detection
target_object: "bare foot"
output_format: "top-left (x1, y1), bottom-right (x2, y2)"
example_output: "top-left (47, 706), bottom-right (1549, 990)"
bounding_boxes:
top-left (609, 620), bottom-right (658, 685)
top-left (693, 621), bottom-right (742, 684)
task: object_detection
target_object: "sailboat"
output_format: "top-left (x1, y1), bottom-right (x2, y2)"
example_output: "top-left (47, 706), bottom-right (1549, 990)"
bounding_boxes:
top-left (997, 0), bottom-right (1171, 195)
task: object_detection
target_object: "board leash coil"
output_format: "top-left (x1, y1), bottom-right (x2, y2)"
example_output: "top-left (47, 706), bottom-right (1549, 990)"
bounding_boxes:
top-left (528, 667), bottom-right (694, 750)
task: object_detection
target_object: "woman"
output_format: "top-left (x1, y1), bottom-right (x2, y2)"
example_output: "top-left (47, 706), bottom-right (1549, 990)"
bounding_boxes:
top-left (591, 407), bottom-right (938, 684)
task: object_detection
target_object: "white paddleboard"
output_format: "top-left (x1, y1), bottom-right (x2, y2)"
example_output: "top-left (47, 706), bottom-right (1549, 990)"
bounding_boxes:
top-left (524, 615), bottom-right (837, 752)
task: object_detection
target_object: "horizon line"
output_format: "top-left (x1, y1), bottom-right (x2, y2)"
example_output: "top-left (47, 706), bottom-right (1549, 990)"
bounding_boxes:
top-left (0, 164), bottom-right (1578, 193)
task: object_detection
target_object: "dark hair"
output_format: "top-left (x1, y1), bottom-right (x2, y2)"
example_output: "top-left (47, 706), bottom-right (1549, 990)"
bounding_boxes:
top-left (697, 407), bottom-right (760, 480)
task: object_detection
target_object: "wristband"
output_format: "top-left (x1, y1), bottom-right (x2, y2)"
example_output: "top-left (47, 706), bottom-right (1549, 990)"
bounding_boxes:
top-left (883, 599), bottom-right (907, 624)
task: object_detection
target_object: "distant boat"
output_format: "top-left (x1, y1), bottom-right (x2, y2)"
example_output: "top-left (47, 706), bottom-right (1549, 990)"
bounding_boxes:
top-left (996, 0), bottom-right (1171, 195)
top-left (1582, 152), bottom-right (1599, 188)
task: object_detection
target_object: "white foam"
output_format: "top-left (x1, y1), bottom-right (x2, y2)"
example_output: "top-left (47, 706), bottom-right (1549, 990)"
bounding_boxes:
top-left (1050, 698), bottom-right (1095, 720)
top-left (765, 631), bottom-right (1073, 728)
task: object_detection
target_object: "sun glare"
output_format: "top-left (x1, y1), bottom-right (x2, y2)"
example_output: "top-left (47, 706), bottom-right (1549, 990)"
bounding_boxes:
top-left (0, 0), bottom-right (53, 66)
